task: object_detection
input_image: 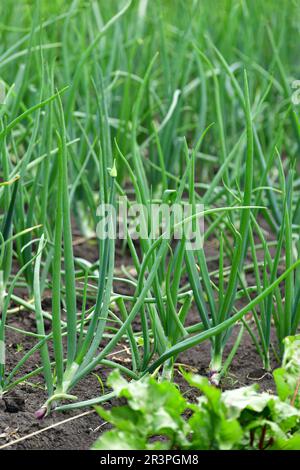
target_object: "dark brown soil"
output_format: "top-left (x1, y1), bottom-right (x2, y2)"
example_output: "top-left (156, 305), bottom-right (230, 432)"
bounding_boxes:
top-left (0, 235), bottom-right (279, 450)
top-left (0, 321), bottom-right (277, 451)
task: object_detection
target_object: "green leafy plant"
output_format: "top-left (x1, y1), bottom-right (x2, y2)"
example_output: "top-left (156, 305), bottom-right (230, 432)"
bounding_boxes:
top-left (92, 335), bottom-right (300, 450)
top-left (0, 0), bottom-right (300, 426)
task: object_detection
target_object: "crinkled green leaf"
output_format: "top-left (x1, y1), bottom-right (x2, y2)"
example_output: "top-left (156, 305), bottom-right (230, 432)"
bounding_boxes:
top-left (100, 370), bottom-right (187, 447)
top-left (188, 402), bottom-right (242, 450)
top-left (218, 418), bottom-right (243, 450)
top-left (186, 375), bottom-right (242, 450)
top-left (273, 335), bottom-right (300, 406)
top-left (222, 385), bottom-right (272, 419)
top-left (151, 408), bottom-right (183, 434)
top-left (92, 343), bottom-right (300, 451)
top-left (97, 405), bottom-right (143, 432)
top-left (108, 370), bottom-right (186, 414)
top-left (272, 434), bottom-right (300, 450)
top-left (273, 368), bottom-right (292, 402)
top-left (92, 430), bottom-right (147, 450)
top-left (188, 406), bottom-right (216, 449)
top-left (184, 373), bottom-right (222, 413)
top-left (270, 399), bottom-right (300, 431)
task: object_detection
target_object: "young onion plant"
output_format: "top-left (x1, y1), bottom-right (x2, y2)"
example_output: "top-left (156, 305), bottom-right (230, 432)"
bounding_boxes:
top-left (31, 63), bottom-right (249, 412)
top-left (0, 85), bottom-right (69, 396)
top-left (32, 93), bottom-right (118, 416)
top-left (245, 158), bottom-right (300, 362)
top-left (1, 0), bottom-right (299, 416)
top-left (52, 68), bottom-right (298, 413)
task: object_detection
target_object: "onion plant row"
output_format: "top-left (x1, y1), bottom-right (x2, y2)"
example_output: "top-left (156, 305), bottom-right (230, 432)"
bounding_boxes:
top-left (0, 0), bottom-right (299, 414)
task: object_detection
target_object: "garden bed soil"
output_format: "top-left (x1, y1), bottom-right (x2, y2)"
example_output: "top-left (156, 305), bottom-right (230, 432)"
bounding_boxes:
top-left (0, 235), bottom-right (278, 450)
top-left (0, 319), bottom-right (277, 450)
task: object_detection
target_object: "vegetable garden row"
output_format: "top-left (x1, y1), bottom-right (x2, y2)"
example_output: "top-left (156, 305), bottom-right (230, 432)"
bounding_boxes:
top-left (0, 0), bottom-right (300, 450)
